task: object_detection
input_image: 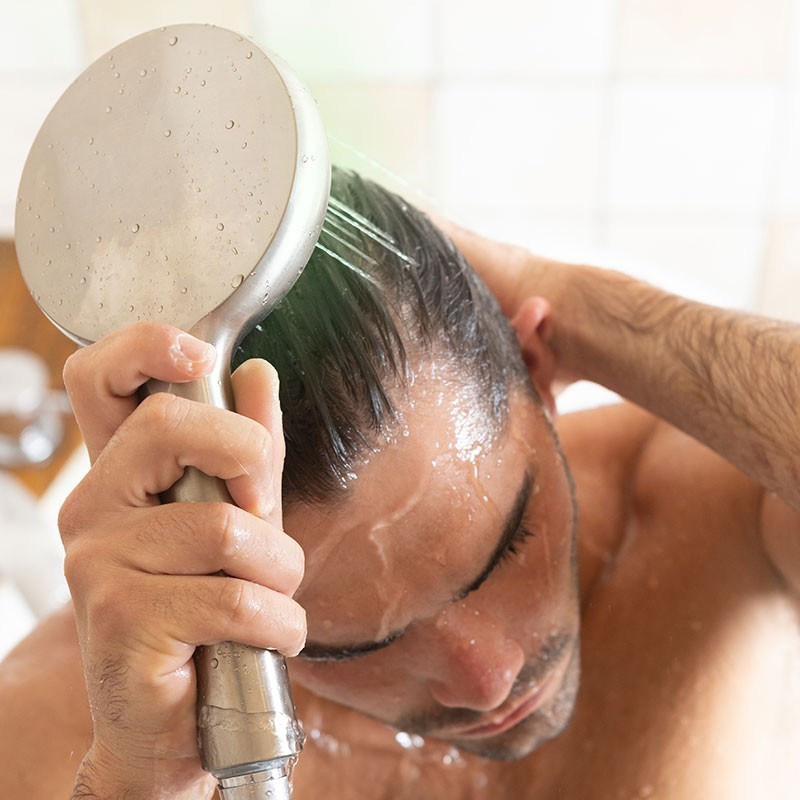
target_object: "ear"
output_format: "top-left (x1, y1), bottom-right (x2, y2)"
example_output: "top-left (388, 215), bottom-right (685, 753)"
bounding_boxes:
top-left (509, 297), bottom-right (557, 417)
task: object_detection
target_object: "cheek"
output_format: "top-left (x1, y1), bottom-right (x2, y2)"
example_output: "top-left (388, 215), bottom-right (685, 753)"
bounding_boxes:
top-left (289, 656), bottom-right (414, 713)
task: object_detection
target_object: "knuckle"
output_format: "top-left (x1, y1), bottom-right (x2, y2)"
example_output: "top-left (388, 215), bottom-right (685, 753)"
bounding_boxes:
top-left (220, 579), bottom-right (262, 627)
top-left (62, 537), bottom-right (92, 588)
top-left (136, 391), bottom-right (186, 433)
top-left (210, 503), bottom-right (246, 560)
top-left (242, 421), bottom-right (272, 465)
top-left (85, 578), bottom-right (130, 636)
top-left (57, 486), bottom-right (84, 544)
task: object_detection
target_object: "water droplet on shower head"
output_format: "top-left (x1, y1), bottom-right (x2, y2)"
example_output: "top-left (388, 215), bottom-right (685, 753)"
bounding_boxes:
top-left (131, 223), bottom-right (140, 233)
top-left (88, 136), bottom-right (94, 145)
top-left (174, 86), bottom-right (181, 94)
top-left (139, 69), bottom-right (147, 77)
top-left (246, 51), bottom-right (253, 59)
top-left (164, 129), bottom-right (171, 137)
top-left (231, 274), bottom-right (244, 288)
top-left (168, 36), bottom-right (178, 46)
top-left (180, 287), bottom-right (187, 294)
top-left (216, 223), bottom-right (224, 231)
top-left (105, 106), bottom-right (112, 113)
top-left (225, 120), bottom-right (234, 130)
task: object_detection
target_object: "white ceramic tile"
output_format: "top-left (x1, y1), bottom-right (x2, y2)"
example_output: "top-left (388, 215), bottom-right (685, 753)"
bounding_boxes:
top-left (777, 0), bottom-right (800, 80)
top-left (774, 89), bottom-right (800, 214)
top-left (0, 0), bottom-right (84, 72)
top-left (434, 82), bottom-right (606, 219)
top-left (609, 82), bottom-right (780, 214)
top-left (0, 74), bottom-right (76, 237)
top-left (77, 0), bottom-right (252, 61)
top-left (759, 217), bottom-right (800, 320)
top-left (615, 0), bottom-right (792, 79)
top-left (311, 83), bottom-right (433, 195)
top-left (606, 213), bottom-right (766, 308)
top-left (440, 0), bottom-right (614, 78)
top-left (253, 0), bottom-right (435, 83)
top-left (441, 208), bottom-right (602, 264)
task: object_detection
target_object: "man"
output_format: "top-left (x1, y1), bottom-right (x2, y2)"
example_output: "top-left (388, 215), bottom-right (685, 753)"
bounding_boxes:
top-left (1, 169), bottom-right (798, 799)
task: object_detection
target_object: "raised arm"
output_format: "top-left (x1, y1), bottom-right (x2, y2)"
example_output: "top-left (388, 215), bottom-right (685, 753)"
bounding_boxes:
top-left (445, 223), bottom-right (800, 514)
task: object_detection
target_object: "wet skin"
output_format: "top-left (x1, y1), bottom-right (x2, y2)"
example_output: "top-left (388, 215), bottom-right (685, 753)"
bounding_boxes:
top-left (286, 383), bottom-right (582, 760)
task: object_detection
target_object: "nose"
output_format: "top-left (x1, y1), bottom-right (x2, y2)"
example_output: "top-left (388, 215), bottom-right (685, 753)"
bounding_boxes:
top-left (422, 606), bottom-right (525, 711)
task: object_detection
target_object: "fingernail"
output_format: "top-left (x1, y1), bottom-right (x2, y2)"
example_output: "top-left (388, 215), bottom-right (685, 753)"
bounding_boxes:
top-left (176, 335), bottom-right (216, 372)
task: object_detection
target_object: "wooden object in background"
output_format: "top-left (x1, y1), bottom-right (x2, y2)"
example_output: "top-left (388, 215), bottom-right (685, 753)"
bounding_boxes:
top-left (0, 239), bottom-right (81, 497)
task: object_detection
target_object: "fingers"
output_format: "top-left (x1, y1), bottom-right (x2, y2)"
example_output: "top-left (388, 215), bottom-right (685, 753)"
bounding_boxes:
top-left (63, 323), bottom-right (217, 462)
top-left (62, 502), bottom-right (305, 598)
top-left (79, 392), bottom-right (276, 517)
top-left (71, 570), bottom-right (307, 660)
top-left (231, 359), bottom-right (285, 526)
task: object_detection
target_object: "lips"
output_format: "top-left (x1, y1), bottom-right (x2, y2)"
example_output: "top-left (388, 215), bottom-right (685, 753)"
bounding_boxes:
top-left (449, 674), bottom-right (554, 739)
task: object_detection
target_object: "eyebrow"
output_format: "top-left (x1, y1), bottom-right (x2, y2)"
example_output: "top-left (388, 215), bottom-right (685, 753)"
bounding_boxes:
top-left (299, 471), bottom-right (534, 662)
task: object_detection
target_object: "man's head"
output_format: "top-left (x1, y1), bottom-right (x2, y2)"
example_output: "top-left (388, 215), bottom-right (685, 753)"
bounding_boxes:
top-left (234, 168), bottom-right (580, 759)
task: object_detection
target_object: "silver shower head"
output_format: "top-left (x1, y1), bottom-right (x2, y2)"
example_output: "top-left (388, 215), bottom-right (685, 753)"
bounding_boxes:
top-left (15, 23), bottom-right (331, 799)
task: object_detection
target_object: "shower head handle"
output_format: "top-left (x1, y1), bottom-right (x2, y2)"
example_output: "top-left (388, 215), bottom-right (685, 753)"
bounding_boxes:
top-left (15, 24), bottom-right (331, 794)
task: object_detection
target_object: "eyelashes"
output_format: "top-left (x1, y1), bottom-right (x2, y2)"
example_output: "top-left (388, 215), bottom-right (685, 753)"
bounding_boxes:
top-left (499, 524), bottom-right (537, 564)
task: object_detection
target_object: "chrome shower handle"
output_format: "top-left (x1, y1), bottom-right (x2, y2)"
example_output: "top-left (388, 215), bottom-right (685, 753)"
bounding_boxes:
top-left (144, 353), bottom-right (304, 793)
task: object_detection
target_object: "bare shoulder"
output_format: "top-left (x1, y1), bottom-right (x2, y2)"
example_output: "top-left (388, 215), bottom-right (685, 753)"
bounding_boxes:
top-left (0, 602), bottom-right (92, 797)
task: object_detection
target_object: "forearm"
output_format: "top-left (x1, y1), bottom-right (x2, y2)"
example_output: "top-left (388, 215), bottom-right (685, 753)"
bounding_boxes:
top-left (548, 263), bottom-right (800, 510)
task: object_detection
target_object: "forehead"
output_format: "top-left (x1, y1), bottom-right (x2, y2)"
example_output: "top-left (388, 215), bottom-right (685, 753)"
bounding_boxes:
top-left (285, 385), bottom-right (543, 646)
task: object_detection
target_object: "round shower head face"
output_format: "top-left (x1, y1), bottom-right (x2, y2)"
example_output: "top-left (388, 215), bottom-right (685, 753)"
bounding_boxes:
top-left (15, 24), bottom-right (330, 347)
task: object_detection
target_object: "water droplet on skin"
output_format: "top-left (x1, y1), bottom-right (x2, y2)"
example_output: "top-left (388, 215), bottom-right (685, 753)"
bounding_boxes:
top-left (131, 223), bottom-right (140, 233)
top-left (216, 223), bottom-right (224, 231)
top-left (231, 274), bottom-right (244, 288)
top-left (225, 120), bottom-right (234, 130)
top-left (164, 129), bottom-right (171, 137)
top-left (168, 36), bottom-right (178, 46)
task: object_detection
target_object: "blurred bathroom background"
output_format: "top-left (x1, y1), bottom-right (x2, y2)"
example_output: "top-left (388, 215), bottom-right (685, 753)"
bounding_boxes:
top-left (1, 0), bottom-right (799, 654)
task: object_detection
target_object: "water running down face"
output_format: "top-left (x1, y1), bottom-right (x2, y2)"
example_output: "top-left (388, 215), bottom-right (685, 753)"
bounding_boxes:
top-left (285, 379), bottom-right (581, 761)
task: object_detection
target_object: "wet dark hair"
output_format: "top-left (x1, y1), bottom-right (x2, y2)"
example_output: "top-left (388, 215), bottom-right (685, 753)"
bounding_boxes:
top-left (233, 168), bottom-right (531, 505)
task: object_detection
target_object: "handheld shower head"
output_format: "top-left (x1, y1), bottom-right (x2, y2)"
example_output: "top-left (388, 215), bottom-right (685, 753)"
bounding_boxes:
top-left (15, 24), bottom-right (331, 799)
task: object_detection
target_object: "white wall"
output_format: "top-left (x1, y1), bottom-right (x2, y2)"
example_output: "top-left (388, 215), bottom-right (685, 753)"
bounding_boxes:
top-left (2, 0), bottom-right (799, 319)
